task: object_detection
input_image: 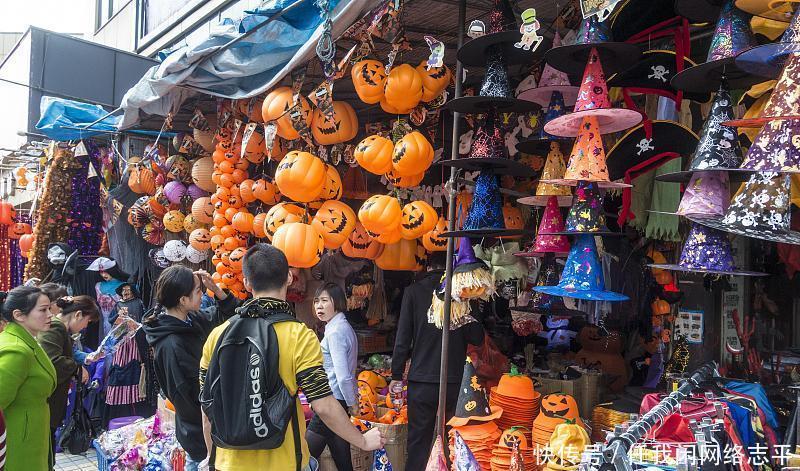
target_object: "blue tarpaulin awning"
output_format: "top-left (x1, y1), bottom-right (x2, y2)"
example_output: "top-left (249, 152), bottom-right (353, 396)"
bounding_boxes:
top-left (35, 96), bottom-right (121, 141)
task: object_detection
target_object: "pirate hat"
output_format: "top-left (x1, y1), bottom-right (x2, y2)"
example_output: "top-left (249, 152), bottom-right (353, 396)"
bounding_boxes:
top-left (515, 196), bottom-right (571, 256)
top-left (545, 16), bottom-right (641, 76)
top-left (544, 115), bottom-right (633, 188)
top-left (607, 120), bottom-right (699, 183)
top-left (443, 171), bottom-right (530, 238)
top-left (656, 84), bottom-right (751, 182)
top-left (441, 111), bottom-right (536, 176)
top-left (516, 92), bottom-right (575, 155)
top-left (607, 50), bottom-right (711, 103)
top-left (517, 32), bottom-right (580, 107)
top-left (518, 142), bottom-right (574, 207)
top-left (737, 6), bottom-right (800, 77)
top-left (544, 48), bottom-right (642, 138)
top-left (690, 171), bottom-right (800, 244)
top-left (726, 53), bottom-right (800, 127)
top-left (610, 0), bottom-right (684, 42)
top-left (651, 171), bottom-right (731, 217)
top-left (458, 0), bottom-right (551, 67)
top-left (675, 0), bottom-right (728, 23)
top-left (448, 357), bottom-right (503, 427)
top-left (649, 223), bottom-right (766, 275)
top-left (534, 234), bottom-right (629, 301)
top-left (511, 257), bottom-right (585, 315)
top-left (539, 182), bottom-right (622, 236)
top-left (735, 0), bottom-right (797, 22)
top-left (671, 1), bottom-right (761, 94)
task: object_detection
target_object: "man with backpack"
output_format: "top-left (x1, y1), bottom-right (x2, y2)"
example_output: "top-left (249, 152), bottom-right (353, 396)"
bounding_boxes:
top-left (199, 243), bottom-right (384, 471)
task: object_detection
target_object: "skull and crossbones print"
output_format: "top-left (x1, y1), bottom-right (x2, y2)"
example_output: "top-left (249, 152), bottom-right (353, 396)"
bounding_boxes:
top-left (648, 65), bottom-right (669, 82)
top-left (636, 138), bottom-right (655, 155)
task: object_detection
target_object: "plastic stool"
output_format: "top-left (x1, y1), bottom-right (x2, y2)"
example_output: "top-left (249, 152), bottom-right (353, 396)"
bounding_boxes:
top-left (108, 415), bottom-right (143, 430)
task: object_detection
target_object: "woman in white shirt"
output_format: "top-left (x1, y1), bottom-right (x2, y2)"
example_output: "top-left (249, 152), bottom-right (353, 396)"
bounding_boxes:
top-left (305, 283), bottom-right (358, 471)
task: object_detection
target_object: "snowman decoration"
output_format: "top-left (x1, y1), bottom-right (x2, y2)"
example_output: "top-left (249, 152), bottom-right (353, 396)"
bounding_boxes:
top-left (515, 8), bottom-right (543, 51)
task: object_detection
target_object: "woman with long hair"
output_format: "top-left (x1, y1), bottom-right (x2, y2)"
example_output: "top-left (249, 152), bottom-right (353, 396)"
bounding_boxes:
top-left (38, 295), bottom-right (100, 453)
top-left (305, 283), bottom-right (358, 471)
top-left (0, 286), bottom-right (56, 470)
top-left (143, 266), bottom-right (238, 471)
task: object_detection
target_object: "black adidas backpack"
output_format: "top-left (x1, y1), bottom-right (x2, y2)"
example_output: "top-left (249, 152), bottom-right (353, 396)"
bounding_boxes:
top-left (199, 312), bottom-right (301, 458)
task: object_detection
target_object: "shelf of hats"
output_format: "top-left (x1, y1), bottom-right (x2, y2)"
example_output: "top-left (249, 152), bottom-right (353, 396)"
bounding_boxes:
top-left (10, 0), bottom-right (800, 469)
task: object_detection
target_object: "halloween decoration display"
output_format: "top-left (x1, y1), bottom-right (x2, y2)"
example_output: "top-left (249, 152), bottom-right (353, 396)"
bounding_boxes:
top-left (400, 200), bottom-right (437, 239)
top-left (351, 59), bottom-right (388, 105)
top-left (342, 222), bottom-right (384, 260)
top-left (271, 222), bottom-right (324, 268)
top-left (355, 135), bottom-right (394, 175)
top-left (275, 151), bottom-right (326, 202)
top-left (391, 131), bottom-right (434, 177)
top-left (311, 200), bottom-right (357, 249)
top-left (311, 101), bottom-right (358, 145)
top-left (261, 86), bottom-right (313, 140)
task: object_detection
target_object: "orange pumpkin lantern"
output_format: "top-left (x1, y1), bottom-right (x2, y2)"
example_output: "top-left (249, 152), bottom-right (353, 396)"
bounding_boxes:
top-left (383, 64), bottom-right (423, 113)
top-left (191, 157), bottom-right (216, 193)
top-left (243, 132), bottom-right (266, 163)
top-left (252, 213), bottom-right (268, 238)
top-left (261, 87), bottom-right (312, 140)
top-left (318, 164), bottom-right (342, 201)
top-left (19, 233), bottom-right (34, 253)
top-left (311, 200), bottom-right (357, 249)
top-left (502, 203), bottom-right (524, 239)
top-left (380, 97), bottom-right (405, 115)
top-left (237, 96), bottom-right (264, 123)
top-left (386, 169), bottom-right (425, 188)
top-left (275, 151), bottom-right (326, 203)
top-left (232, 211), bottom-right (255, 233)
top-left (422, 217), bottom-right (448, 252)
top-left (375, 238), bottom-right (421, 271)
top-left (342, 223), bottom-right (384, 260)
top-left (368, 229), bottom-right (402, 245)
top-left (272, 222), bottom-right (324, 268)
top-left (416, 61), bottom-right (452, 102)
top-left (8, 222), bottom-right (31, 240)
top-left (351, 59), bottom-right (387, 104)
top-left (354, 135), bottom-right (394, 175)
top-left (400, 200), bottom-right (438, 240)
top-left (183, 214), bottom-right (204, 233)
top-left (652, 298), bottom-right (671, 316)
top-left (228, 247), bottom-right (247, 271)
top-left (191, 197), bottom-right (214, 224)
top-left (0, 202), bottom-right (15, 226)
top-left (128, 164), bottom-right (156, 195)
top-left (239, 179), bottom-right (257, 204)
top-left (189, 228), bottom-right (212, 251)
top-left (311, 101), bottom-right (358, 146)
top-left (163, 210), bottom-right (186, 233)
top-left (265, 202), bottom-right (306, 240)
top-left (252, 178), bottom-right (281, 205)
top-left (392, 131), bottom-right (434, 177)
top-left (358, 195), bottom-right (402, 235)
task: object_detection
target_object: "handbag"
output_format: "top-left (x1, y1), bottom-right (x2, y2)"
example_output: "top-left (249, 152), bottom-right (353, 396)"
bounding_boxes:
top-left (58, 370), bottom-right (96, 454)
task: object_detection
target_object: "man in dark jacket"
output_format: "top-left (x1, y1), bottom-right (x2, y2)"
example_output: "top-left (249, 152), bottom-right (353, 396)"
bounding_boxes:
top-left (389, 252), bottom-right (484, 470)
top-left (143, 271), bottom-right (238, 468)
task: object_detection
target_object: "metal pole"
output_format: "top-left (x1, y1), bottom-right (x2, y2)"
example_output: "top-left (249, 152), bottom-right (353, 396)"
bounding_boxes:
top-left (435, 0), bottom-right (466, 455)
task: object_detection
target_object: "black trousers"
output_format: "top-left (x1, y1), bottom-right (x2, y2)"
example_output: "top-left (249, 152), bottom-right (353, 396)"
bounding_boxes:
top-left (406, 381), bottom-right (460, 471)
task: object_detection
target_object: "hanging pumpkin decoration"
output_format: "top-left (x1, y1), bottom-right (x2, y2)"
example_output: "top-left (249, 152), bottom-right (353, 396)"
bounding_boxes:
top-left (380, 97), bottom-right (405, 115)
top-left (252, 213), bottom-right (268, 238)
top-left (386, 168), bottom-right (425, 188)
top-left (392, 131), bottom-right (434, 177)
top-left (422, 217), bottom-right (449, 252)
top-left (342, 223), bottom-right (384, 260)
top-left (383, 64), bottom-right (423, 114)
top-left (400, 200), bottom-right (438, 240)
top-left (183, 214), bottom-right (205, 233)
top-left (311, 200), bottom-right (357, 250)
top-left (368, 228), bottom-right (402, 245)
top-left (416, 61), bottom-right (452, 102)
top-left (267, 135), bottom-right (286, 162)
top-left (166, 155), bottom-right (192, 182)
top-left (272, 222), bottom-right (324, 268)
top-left (375, 238), bottom-right (421, 271)
top-left (128, 164), bottom-right (156, 195)
top-left (189, 228), bottom-right (212, 251)
top-left (244, 131), bottom-right (266, 163)
top-left (163, 210), bottom-right (186, 233)
top-left (317, 164), bottom-right (342, 201)
top-left (239, 179), bottom-right (257, 204)
top-left (252, 178), bottom-right (281, 205)
top-left (228, 247), bottom-right (247, 271)
top-left (652, 298), bottom-right (671, 316)
top-left (354, 135), bottom-right (394, 175)
top-left (237, 96), bottom-right (264, 123)
top-left (191, 157), bottom-right (216, 193)
top-left (358, 195), bottom-right (402, 235)
top-left (265, 202), bottom-right (306, 240)
top-left (311, 101), bottom-right (359, 146)
top-left (261, 86), bottom-right (312, 140)
top-left (0, 202), bottom-right (15, 226)
top-left (19, 233), bottom-right (35, 253)
top-left (351, 59), bottom-right (387, 105)
top-left (275, 151), bottom-right (326, 203)
top-left (232, 211), bottom-right (255, 234)
top-left (8, 222), bottom-right (31, 240)
top-left (502, 203), bottom-right (524, 239)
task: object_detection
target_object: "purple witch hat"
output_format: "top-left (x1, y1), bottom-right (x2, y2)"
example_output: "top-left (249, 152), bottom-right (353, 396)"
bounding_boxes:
top-left (452, 238), bottom-right (494, 301)
top-left (737, 119), bottom-right (800, 173)
top-left (676, 172), bottom-right (731, 217)
top-left (649, 223), bottom-right (765, 276)
top-left (737, 5), bottom-right (800, 78)
top-left (534, 234), bottom-right (629, 301)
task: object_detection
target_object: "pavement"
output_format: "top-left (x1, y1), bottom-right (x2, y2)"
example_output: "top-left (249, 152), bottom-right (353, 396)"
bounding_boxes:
top-left (55, 450), bottom-right (99, 471)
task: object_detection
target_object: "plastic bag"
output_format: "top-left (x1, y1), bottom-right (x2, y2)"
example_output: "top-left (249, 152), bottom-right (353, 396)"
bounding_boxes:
top-left (467, 333), bottom-right (509, 390)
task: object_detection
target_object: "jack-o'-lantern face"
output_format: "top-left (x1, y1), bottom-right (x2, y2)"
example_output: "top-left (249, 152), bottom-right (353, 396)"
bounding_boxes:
top-left (9, 222), bottom-right (31, 239)
top-left (342, 222), bottom-right (384, 260)
top-left (541, 394), bottom-right (579, 420)
top-left (311, 200), bottom-right (356, 250)
top-left (503, 204), bottom-right (523, 230)
top-left (265, 202), bottom-right (305, 240)
top-left (351, 59), bottom-right (388, 105)
top-left (422, 217), bottom-right (448, 252)
top-left (400, 201), bottom-right (437, 240)
top-left (500, 427), bottom-right (529, 449)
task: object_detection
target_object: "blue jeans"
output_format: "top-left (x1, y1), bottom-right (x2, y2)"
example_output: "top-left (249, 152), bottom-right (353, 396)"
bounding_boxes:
top-left (184, 456), bottom-right (199, 471)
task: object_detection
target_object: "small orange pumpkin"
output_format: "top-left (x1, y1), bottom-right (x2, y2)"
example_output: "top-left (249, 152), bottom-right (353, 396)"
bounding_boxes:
top-left (383, 64), bottom-right (423, 114)
top-left (375, 238), bottom-right (422, 271)
top-left (392, 131), bottom-right (434, 177)
top-left (8, 222), bottom-right (31, 240)
top-left (191, 197), bottom-right (214, 224)
top-left (342, 223), bottom-right (384, 260)
top-left (502, 203), bottom-right (524, 240)
top-left (400, 200), bottom-right (438, 240)
top-left (311, 200), bottom-right (357, 250)
top-left (252, 178), bottom-right (281, 205)
top-left (318, 164), bottom-right (342, 201)
top-left (19, 233), bottom-right (35, 253)
top-left (275, 151), bottom-right (326, 203)
top-left (416, 61), bottom-right (452, 102)
top-left (265, 202), bottom-right (306, 240)
top-left (311, 101), bottom-right (358, 146)
top-left (652, 298), bottom-right (671, 316)
top-left (354, 135), bottom-right (394, 175)
top-left (243, 131), bottom-right (266, 163)
top-left (272, 222), bottom-right (324, 268)
top-left (232, 211), bottom-right (255, 233)
top-left (422, 217), bottom-right (448, 252)
top-left (261, 86), bottom-right (312, 140)
top-left (128, 164), bottom-right (156, 195)
top-left (351, 59), bottom-right (387, 104)
top-left (358, 195), bottom-right (402, 235)
top-left (252, 213), bottom-right (268, 238)
top-left (189, 228), bottom-right (212, 251)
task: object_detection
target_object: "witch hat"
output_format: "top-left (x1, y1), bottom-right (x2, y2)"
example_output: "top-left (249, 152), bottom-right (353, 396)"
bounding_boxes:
top-left (444, 171), bottom-right (530, 238)
top-left (447, 356), bottom-right (503, 427)
top-left (534, 234), bottom-right (629, 301)
top-left (511, 257), bottom-right (585, 315)
top-left (607, 120), bottom-right (700, 183)
top-left (517, 32), bottom-right (580, 107)
top-left (651, 171), bottom-right (731, 217)
top-left (544, 16), bottom-right (641, 76)
top-left (516, 92), bottom-right (575, 155)
top-left (737, 5), bottom-right (800, 77)
top-left (736, 118), bottom-right (800, 172)
top-left (735, 0), bottom-right (797, 22)
top-left (544, 116), bottom-right (632, 188)
top-left (649, 223), bottom-right (766, 275)
top-left (690, 171), bottom-right (800, 244)
top-left (452, 238), bottom-right (495, 301)
top-left (544, 48), bottom-right (642, 138)
top-left (607, 50), bottom-right (711, 103)
top-left (675, 0), bottom-right (729, 23)
top-left (656, 84), bottom-right (749, 183)
top-left (515, 196), bottom-right (571, 256)
top-left (453, 431), bottom-right (482, 469)
top-left (517, 143), bottom-right (573, 207)
top-left (671, 1), bottom-right (761, 94)
top-left (726, 53), bottom-right (800, 127)
top-left (539, 182), bottom-right (620, 236)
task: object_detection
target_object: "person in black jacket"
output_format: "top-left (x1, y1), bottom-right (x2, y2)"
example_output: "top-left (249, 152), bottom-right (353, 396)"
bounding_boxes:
top-left (143, 266), bottom-right (238, 471)
top-left (389, 252), bottom-right (484, 470)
